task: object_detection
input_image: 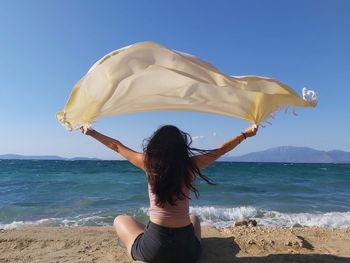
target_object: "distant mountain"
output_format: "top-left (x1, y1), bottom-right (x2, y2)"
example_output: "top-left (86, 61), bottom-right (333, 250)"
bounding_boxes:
top-left (220, 146), bottom-right (350, 163)
top-left (68, 157), bottom-right (101, 161)
top-left (0, 154), bottom-right (100, 161)
top-left (2, 147), bottom-right (350, 163)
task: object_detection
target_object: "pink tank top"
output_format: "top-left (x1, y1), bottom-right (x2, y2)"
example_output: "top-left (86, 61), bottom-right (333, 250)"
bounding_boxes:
top-left (148, 183), bottom-right (190, 219)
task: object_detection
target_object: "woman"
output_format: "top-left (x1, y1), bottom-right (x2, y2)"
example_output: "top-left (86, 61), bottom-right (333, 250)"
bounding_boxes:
top-left (81, 124), bottom-right (257, 262)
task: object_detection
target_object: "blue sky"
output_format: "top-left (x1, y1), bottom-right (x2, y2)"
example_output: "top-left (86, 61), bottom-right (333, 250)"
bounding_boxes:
top-left (0, 0), bottom-right (349, 159)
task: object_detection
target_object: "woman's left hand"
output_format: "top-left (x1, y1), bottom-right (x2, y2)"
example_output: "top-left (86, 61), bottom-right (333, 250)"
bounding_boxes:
top-left (80, 126), bottom-right (93, 136)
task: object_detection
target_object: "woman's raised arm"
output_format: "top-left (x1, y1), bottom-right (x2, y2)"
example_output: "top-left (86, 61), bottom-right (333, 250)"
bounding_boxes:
top-left (193, 125), bottom-right (258, 170)
top-left (81, 128), bottom-right (145, 171)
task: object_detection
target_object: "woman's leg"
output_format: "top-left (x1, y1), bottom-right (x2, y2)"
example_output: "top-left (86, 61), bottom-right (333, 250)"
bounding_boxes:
top-left (113, 215), bottom-right (145, 257)
top-left (190, 214), bottom-right (201, 242)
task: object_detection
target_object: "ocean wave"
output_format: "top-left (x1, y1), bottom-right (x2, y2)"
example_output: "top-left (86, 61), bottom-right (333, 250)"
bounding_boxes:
top-left (190, 206), bottom-right (258, 227)
top-left (1, 206), bottom-right (350, 229)
top-left (189, 206), bottom-right (350, 228)
top-left (259, 210), bottom-right (350, 228)
top-left (0, 214), bottom-right (111, 230)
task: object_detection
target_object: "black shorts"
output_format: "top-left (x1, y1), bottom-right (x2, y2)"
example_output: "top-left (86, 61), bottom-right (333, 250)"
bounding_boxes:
top-left (131, 221), bottom-right (202, 263)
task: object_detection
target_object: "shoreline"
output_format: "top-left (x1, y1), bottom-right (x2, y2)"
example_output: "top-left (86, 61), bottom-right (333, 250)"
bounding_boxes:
top-left (1, 226), bottom-right (349, 262)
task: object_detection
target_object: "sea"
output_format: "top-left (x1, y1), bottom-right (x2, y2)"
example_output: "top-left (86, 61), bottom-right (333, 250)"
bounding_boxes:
top-left (1, 160), bottom-right (349, 229)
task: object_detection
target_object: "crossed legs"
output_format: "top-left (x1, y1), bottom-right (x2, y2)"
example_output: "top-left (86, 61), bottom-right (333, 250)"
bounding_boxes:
top-left (113, 215), bottom-right (145, 257)
top-left (114, 214), bottom-right (201, 258)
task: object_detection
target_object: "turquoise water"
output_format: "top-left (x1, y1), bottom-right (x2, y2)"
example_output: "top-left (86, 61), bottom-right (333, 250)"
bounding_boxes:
top-left (0, 160), bottom-right (349, 228)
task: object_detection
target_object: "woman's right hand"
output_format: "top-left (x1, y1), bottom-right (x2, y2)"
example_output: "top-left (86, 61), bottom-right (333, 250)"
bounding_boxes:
top-left (243, 125), bottom-right (258, 138)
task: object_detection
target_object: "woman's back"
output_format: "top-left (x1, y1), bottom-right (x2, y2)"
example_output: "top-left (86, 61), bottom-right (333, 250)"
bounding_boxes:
top-left (148, 183), bottom-right (191, 227)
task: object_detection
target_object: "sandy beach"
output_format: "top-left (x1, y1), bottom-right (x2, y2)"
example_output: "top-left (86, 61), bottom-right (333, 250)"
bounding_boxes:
top-left (1, 226), bottom-right (349, 263)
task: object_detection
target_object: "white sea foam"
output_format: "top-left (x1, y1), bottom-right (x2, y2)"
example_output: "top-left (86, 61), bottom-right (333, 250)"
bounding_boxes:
top-left (0, 219), bottom-right (52, 230)
top-left (190, 206), bottom-right (258, 227)
top-left (259, 210), bottom-right (350, 228)
top-left (190, 206), bottom-right (350, 228)
top-left (1, 207), bottom-right (350, 229)
top-left (0, 214), bottom-right (110, 230)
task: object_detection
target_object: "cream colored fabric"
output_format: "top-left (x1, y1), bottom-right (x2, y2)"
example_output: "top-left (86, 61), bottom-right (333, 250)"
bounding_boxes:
top-left (57, 41), bottom-right (317, 130)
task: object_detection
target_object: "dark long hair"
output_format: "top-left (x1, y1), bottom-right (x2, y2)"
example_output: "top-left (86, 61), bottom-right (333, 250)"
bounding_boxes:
top-left (143, 125), bottom-right (215, 206)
